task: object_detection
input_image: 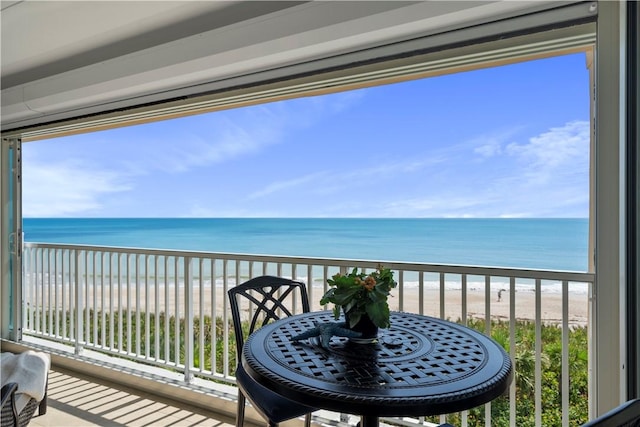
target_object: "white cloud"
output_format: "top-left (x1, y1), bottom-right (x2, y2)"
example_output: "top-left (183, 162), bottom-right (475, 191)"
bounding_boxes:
top-left (474, 141), bottom-right (503, 158)
top-left (132, 91), bottom-right (367, 175)
top-left (21, 90), bottom-right (367, 217)
top-left (471, 127), bottom-right (524, 159)
top-left (354, 121), bottom-right (591, 218)
top-left (474, 121), bottom-right (590, 216)
top-left (246, 156), bottom-right (445, 201)
top-left (506, 120), bottom-right (589, 168)
top-left (375, 195), bottom-right (502, 218)
top-left (181, 116), bottom-right (591, 218)
top-left (247, 172), bottom-right (330, 200)
top-left (22, 159), bottom-right (131, 217)
top-left (131, 116), bottom-right (285, 175)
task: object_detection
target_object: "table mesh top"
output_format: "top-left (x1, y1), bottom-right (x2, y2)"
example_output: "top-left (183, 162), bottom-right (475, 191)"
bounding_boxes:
top-left (267, 312), bottom-right (486, 388)
top-left (243, 311), bottom-right (512, 414)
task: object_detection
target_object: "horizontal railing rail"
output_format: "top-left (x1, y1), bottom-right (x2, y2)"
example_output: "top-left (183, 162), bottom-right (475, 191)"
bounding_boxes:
top-left (22, 242), bottom-right (594, 427)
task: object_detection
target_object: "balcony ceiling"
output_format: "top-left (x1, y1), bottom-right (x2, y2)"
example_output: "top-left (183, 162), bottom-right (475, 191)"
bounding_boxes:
top-left (1, 0), bottom-right (579, 131)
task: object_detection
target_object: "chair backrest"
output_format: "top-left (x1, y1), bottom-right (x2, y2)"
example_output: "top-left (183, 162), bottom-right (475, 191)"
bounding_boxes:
top-left (582, 399), bottom-right (640, 427)
top-left (228, 275), bottom-right (310, 358)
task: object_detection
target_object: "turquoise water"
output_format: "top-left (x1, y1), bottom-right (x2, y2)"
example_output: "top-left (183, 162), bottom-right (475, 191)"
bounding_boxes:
top-left (23, 218), bottom-right (589, 271)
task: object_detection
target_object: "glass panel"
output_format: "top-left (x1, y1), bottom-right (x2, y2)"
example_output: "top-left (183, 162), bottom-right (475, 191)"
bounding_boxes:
top-left (8, 143), bottom-right (14, 332)
top-left (2, 137), bottom-right (22, 340)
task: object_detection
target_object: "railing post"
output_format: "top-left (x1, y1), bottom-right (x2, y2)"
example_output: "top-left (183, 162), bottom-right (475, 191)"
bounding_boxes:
top-left (62, 249), bottom-right (67, 340)
top-left (75, 249), bottom-right (84, 355)
top-left (184, 256), bottom-right (194, 383)
top-left (222, 258), bottom-right (230, 378)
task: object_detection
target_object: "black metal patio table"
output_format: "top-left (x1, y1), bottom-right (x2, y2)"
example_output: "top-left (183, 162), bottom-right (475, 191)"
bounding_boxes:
top-left (242, 311), bottom-right (513, 427)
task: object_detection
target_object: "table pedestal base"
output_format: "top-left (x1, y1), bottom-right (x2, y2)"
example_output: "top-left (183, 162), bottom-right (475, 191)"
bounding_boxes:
top-left (360, 415), bottom-right (379, 427)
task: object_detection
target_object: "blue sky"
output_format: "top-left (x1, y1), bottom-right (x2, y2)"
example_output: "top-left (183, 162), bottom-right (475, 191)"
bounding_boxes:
top-left (23, 53), bottom-right (590, 218)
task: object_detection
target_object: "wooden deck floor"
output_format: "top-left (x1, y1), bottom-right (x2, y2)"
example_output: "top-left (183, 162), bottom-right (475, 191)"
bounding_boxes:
top-left (29, 368), bottom-right (237, 427)
top-left (24, 366), bottom-right (392, 427)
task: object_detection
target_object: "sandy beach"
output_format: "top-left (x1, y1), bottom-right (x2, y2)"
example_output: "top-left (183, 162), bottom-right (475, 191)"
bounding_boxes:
top-left (50, 281), bottom-right (588, 328)
top-left (386, 286), bottom-right (589, 327)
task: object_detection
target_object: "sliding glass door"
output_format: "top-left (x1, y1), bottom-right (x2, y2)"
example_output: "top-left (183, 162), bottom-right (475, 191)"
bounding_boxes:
top-left (1, 136), bottom-right (22, 340)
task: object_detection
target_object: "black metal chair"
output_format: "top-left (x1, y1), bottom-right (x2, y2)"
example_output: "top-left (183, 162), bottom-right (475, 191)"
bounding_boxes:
top-left (0, 383), bottom-right (47, 427)
top-left (228, 275), bottom-right (316, 427)
top-left (1, 382), bottom-right (47, 427)
top-left (581, 399), bottom-right (640, 427)
top-left (1, 350), bottom-right (48, 427)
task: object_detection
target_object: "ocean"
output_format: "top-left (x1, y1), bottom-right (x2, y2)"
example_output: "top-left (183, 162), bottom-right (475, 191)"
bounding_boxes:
top-left (22, 218), bottom-right (589, 272)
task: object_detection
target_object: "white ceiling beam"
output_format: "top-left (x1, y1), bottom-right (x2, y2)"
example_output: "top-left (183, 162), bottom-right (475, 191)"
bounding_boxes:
top-left (1, 1), bottom-right (589, 132)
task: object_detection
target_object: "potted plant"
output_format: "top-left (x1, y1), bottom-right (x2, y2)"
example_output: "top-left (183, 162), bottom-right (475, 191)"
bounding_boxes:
top-left (320, 266), bottom-right (397, 339)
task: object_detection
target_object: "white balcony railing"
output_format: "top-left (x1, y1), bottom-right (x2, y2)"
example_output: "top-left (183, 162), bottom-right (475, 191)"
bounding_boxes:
top-left (21, 242), bottom-right (594, 426)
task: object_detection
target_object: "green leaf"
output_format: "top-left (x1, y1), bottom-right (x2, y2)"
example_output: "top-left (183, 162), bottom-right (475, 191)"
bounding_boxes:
top-left (346, 311), bottom-right (362, 328)
top-left (319, 288), bottom-right (335, 305)
top-left (366, 301), bottom-right (391, 329)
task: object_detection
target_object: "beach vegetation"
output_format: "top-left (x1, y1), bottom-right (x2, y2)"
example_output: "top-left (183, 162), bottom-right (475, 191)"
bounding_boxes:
top-left (423, 318), bottom-right (588, 427)
top-left (32, 309), bottom-right (588, 426)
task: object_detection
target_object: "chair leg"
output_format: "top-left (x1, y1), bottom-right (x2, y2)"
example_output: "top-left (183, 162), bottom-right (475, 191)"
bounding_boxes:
top-left (236, 392), bottom-right (246, 427)
top-left (38, 392), bottom-right (47, 416)
top-left (304, 413), bottom-right (312, 427)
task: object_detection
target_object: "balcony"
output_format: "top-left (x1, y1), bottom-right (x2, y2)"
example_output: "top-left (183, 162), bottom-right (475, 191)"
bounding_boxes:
top-left (2, 0), bottom-right (637, 422)
top-left (9, 242), bottom-right (594, 426)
